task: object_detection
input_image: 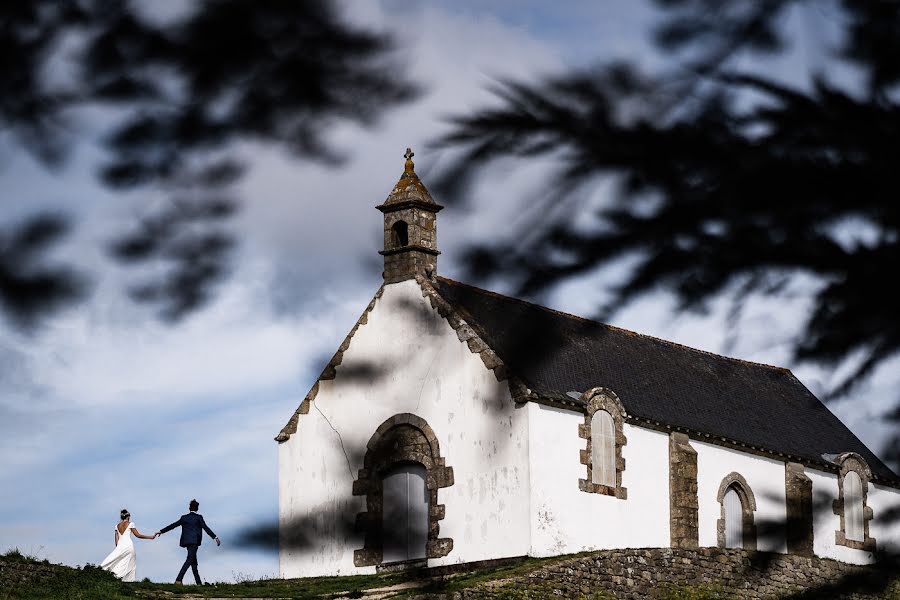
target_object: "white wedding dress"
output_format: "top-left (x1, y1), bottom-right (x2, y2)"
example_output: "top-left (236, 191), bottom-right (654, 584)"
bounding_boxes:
top-left (100, 522), bottom-right (138, 582)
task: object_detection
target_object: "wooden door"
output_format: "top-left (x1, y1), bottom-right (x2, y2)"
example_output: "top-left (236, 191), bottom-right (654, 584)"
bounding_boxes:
top-left (382, 463), bottom-right (428, 563)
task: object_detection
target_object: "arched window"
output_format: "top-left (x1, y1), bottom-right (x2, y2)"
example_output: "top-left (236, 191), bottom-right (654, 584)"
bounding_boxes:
top-left (391, 220), bottom-right (409, 248)
top-left (591, 410), bottom-right (615, 486)
top-left (579, 388), bottom-right (627, 498)
top-left (723, 486), bottom-right (744, 548)
top-left (844, 471), bottom-right (864, 542)
top-left (833, 453), bottom-right (875, 551)
top-left (716, 472), bottom-right (757, 550)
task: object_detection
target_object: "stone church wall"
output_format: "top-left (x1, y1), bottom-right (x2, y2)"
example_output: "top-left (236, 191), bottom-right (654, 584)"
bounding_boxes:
top-left (524, 407), bottom-right (900, 566)
top-left (278, 280), bottom-right (531, 578)
top-left (526, 405), bottom-right (672, 555)
top-left (869, 483), bottom-right (900, 555)
top-left (809, 469), bottom-right (863, 564)
top-left (278, 279), bottom-right (900, 578)
top-left (808, 471), bottom-right (900, 565)
top-left (694, 441), bottom-right (788, 554)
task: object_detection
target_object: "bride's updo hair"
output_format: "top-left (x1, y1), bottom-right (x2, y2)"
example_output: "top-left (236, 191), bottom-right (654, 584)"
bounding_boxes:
top-left (120, 509), bottom-right (130, 520)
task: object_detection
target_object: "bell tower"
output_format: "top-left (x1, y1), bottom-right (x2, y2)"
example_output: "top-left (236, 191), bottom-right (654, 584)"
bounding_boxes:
top-left (377, 148), bottom-right (443, 283)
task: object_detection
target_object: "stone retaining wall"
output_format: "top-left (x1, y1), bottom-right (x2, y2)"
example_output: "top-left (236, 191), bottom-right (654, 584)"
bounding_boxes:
top-left (452, 548), bottom-right (899, 599)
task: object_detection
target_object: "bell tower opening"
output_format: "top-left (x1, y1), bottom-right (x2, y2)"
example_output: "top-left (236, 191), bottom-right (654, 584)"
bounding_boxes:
top-left (377, 148), bottom-right (443, 283)
top-left (391, 220), bottom-right (409, 249)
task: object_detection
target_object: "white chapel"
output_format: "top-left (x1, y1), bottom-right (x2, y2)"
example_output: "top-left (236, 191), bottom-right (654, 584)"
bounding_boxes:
top-left (276, 150), bottom-right (900, 577)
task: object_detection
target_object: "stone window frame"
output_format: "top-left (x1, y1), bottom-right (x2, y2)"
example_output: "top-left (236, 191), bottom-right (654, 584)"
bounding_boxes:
top-left (578, 387), bottom-right (627, 499)
top-left (833, 452), bottom-right (876, 551)
top-left (352, 413), bottom-right (454, 568)
top-left (716, 472), bottom-right (757, 550)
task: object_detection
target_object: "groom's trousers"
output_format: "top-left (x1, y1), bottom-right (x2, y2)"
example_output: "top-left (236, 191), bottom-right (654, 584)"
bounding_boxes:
top-left (176, 544), bottom-right (202, 584)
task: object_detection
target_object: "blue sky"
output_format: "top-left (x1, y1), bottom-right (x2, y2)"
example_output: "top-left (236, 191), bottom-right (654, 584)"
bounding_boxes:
top-left (1, 0), bottom-right (897, 583)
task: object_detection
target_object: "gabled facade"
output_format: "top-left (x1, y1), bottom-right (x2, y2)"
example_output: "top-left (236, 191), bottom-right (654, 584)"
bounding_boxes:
top-left (276, 151), bottom-right (900, 578)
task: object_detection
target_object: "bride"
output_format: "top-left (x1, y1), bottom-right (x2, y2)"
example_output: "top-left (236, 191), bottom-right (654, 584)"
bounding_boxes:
top-left (100, 509), bottom-right (158, 582)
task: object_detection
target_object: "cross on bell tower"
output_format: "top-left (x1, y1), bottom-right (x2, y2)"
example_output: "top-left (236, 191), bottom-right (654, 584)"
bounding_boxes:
top-left (377, 148), bottom-right (443, 283)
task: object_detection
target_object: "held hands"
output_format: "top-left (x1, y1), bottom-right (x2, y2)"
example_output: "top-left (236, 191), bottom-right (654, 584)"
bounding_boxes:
top-left (146, 530), bottom-right (217, 544)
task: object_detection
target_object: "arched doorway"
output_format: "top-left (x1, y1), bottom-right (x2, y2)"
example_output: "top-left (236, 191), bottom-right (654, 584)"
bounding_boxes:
top-left (352, 414), bottom-right (454, 567)
top-left (381, 463), bottom-right (428, 563)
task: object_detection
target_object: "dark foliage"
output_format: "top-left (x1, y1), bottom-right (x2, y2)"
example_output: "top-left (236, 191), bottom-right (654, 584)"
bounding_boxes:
top-left (0, 3), bottom-right (88, 165)
top-left (80, 0), bottom-right (417, 187)
top-left (435, 0), bottom-right (900, 403)
top-left (1, 0), bottom-right (418, 322)
top-left (0, 215), bottom-right (85, 328)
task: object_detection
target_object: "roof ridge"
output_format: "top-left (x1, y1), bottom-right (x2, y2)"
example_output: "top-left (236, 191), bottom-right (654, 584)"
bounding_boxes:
top-left (435, 276), bottom-right (791, 374)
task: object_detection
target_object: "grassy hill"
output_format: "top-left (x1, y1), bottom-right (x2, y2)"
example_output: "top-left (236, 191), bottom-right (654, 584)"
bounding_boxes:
top-left (3, 548), bottom-right (899, 599)
top-left (0, 549), bottom-right (580, 600)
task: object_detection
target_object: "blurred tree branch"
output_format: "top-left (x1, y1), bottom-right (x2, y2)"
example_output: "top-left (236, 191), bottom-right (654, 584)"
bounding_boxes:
top-left (0, 215), bottom-right (85, 327)
top-left (1, 0), bottom-right (419, 323)
top-left (435, 0), bottom-right (900, 406)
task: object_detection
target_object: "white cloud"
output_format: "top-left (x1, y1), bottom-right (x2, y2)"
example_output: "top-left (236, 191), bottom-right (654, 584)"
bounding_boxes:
top-left (0, 0), bottom-right (590, 582)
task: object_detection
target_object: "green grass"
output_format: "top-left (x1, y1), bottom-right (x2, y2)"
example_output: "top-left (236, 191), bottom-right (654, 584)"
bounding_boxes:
top-left (387, 551), bottom-right (631, 599)
top-left (0, 550), bottom-right (751, 600)
top-left (395, 554), bottom-right (582, 597)
top-left (1, 551), bottom-right (136, 600)
top-left (1, 568), bottom-right (397, 599)
top-left (0, 550), bottom-right (580, 600)
top-left (0, 549), bottom-right (406, 599)
top-left (7, 549), bottom-right (897, 600)
top-left (135, 573), bottom-right (406, 599)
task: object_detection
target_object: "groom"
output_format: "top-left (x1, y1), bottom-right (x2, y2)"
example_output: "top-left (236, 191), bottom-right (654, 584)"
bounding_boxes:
top-left (156, 499), bottom-right (221, 585)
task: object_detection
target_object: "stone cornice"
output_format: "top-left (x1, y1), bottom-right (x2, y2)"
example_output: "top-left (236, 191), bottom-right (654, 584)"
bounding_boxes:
top-left (379, 245), bottom-right (440, 257)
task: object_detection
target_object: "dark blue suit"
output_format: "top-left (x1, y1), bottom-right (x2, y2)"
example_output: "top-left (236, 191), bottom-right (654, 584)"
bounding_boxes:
top-left (160, 512), bottom-right (217, 583)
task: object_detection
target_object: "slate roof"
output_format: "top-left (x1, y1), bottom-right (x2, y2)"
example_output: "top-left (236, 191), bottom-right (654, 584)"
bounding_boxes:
top-left (433, 277), bottom-right (899, 485)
